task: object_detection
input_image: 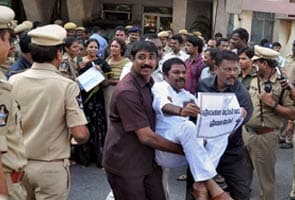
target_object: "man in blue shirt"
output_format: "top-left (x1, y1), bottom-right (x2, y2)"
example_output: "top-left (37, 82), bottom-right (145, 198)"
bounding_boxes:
top-left (89, 26), bottom-right (108, 58)
top-left (7, 31), bottom-right (32, 78)
top-left (186, 50), bottom-right (253, 200)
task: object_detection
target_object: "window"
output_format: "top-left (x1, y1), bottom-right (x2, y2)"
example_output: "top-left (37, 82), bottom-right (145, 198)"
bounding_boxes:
top-left (251, 12), bottom-right (275, 43)
top-left (143, 7), bottom-right (172, 15)
top-left (102, 4), bottom-right (132, 21)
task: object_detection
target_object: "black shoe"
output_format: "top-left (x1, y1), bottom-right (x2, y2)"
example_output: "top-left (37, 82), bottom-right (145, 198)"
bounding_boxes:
top-left (280, 143), bottom-right (293, 149)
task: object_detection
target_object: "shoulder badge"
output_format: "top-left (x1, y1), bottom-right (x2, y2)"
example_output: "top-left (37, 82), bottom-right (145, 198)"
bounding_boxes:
top-left (76, 95), bottom-right (83, 109)
top-left (0, 104), bottom-right (9, 127)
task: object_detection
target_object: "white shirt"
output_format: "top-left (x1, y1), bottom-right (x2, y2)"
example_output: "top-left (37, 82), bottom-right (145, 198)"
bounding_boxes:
top-left (162, 50), bottom-right (189, 63)
top-left (152, 81), bottom-right (197, 134)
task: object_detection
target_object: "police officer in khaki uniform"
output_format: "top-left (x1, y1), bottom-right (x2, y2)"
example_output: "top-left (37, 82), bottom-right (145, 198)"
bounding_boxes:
top-left (9, 24), bottom-right (89, 200)
top-left (59, 37), bottom-right (80, 81)
top-left (64, 22), bottom-right (77, 37)
top-left (0, 6), bottom-right (28, 200)
top-left (243, 45), bottom-right (295, 200)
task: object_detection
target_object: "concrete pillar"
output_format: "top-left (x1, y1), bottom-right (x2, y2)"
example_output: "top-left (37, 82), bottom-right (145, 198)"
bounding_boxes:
top-left (280, 20), bottom-right (294, 57)
top-left (239, 11), bottom-right (252, 31)
top-left (172, 0), bottom-right (187, 32)
top-left (22, 0), bottom-right (55, 23)
top-left (232, 11), bottom-right (252, 40)
top-left (213, 0), bottom-right (229, 36)
top-left (66, 0), bottom-right (82, 25)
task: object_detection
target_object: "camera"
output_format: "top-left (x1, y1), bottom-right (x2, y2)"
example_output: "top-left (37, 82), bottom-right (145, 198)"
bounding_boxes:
top-left (264, 81), bottom-right (272, 93)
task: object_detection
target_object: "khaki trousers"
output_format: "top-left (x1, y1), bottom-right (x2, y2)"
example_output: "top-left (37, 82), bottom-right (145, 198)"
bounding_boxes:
top-left (22, 159), bottom-right (70, 200)
top-left (290, 132), bottom-right (295, 198)
top-left (243, 127), bottom-right (279, 200)
top-left (4, 173), bottom-right (26, 200)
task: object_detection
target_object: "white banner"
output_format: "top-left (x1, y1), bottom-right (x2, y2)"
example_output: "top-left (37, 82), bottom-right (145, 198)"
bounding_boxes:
top-left (196, 92), bottom-right (243, 138)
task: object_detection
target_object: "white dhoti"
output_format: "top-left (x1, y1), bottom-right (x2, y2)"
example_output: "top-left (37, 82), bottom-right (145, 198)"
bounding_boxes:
top-left (155, 120), bottom-right (229, 182)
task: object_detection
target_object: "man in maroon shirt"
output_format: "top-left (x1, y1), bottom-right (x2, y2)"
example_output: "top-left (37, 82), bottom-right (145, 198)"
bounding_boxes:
top-left (103, 41), bottom-right (183, 200)
top-left (184, 35), bottom-right (205, 94)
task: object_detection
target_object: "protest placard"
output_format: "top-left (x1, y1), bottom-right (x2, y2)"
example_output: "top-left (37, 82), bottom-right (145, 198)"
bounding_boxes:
top-left (196, 92), bottom-right (243, 138)
top-left (77, 65), bottom-right (105, 92)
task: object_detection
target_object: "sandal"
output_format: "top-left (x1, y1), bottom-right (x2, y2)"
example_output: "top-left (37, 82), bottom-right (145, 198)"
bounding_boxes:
top-left (176, 174), bottom-right (187, 181)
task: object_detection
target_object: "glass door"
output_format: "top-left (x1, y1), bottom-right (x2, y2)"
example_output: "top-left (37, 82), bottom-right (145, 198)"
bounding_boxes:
top-left (143, 13), bottom-right (172, 34)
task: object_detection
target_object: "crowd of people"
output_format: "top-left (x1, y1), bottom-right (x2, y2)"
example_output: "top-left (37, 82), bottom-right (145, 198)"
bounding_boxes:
top-left (2, 4), bottom-right (295, 200)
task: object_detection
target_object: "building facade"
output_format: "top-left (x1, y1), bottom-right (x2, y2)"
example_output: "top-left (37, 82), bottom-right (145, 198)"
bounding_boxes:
top-left (2, 0), bottom-right (295, 55)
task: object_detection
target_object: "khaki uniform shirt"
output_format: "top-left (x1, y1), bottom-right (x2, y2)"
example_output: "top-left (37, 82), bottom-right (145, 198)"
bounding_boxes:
top-left (59, 52), bottom-right (79, 81)
top-left (285, 54), bottom-right (295, 82)
top-left (9, 63), bottom-right (87, 161)
top-left (246, 72), bottom-right (295, 129)
top-left (0, 75), bottom-right (27, 173)
top-left (0, 57), bottom-right (14, 77)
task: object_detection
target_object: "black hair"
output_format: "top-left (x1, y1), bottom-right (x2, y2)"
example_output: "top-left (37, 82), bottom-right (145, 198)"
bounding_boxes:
top-left (85, 38), bottom-right (100, 49)
top-left (256, 58), bottom-right (278, 68)
top-left (162, 57), bottom-right (186, 75)
top-left (214, 32), bottom-right (223, 38)
top-left (204, 48), bottom-right (219, 60)
top-left (231, 28), bottom-right (249, 43)
top-left (186, 35), bottom-right (204, 53)
top-left (238, 47), bottom-right (254, 59)
top-left (109, 38), bottom-right (127, 56)
top-left (19, 31), bottom-right (31, 53)
top-left (141, 33), bottom-right (158, 41)
top-left (130, 40), bottom-right (158, 58)
top-left (215, 50), bottom-right (238, 66)
top-left (114, 25), bottom-right (127, 34)
top-left (260, 38), bottom-right (269, 47)
top-left (171, 34), bottom-right (184, 44)
top-left (216, 38), bottom-right (228, 47)
top-left (64, 36), bottom-right (78, 49)
top-left (92, 26), bottom-right (102, 33)
top-left (272, 42), bottom-right (281, 48)
top-left (30, 44), bottom-right (63, 63)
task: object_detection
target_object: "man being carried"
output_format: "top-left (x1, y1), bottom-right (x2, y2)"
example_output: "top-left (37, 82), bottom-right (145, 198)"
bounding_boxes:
top-left (152, 57), bottom-right (235, 200)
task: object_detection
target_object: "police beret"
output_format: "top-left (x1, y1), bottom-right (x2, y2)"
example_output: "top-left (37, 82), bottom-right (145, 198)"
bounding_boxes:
top-left (76, 26), bottom-right (85, 31)
top-left (193, 31), bottom-right (202, 37)
top-left (252, 45), bottom-right (279, 61)
top-left (54, 19), bottom-right (63, 26)
top-left (128, 26), bottom-right (140, 33)
top-left (0, 6), bottom-right (15, 30)
top-left (28, 24), bottom-right (66, 46)
top-left (125, 25), bottom-right (133, 30)
top-left (178, 29), bottom-right (188, 35)
top-left (64, 22), bottom-right (77, 30)
top-left (22, 21), bottom-right (33, 29)
top-left (14, 22), bottom-right (32, 34)
top-left (158, 31), bottom-right (169, 38)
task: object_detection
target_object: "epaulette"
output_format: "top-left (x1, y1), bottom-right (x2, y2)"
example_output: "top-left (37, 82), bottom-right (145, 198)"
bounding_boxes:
top-left (0, 79), bottom-right (12, 91)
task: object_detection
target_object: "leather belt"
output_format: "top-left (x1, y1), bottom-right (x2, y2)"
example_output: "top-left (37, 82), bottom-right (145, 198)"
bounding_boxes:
top-left (10, 171), bottom-right (24, 183)
top-left (247, 127), bottom-right (274, 135)
top-left (28, 158), bottom-right (65, 162)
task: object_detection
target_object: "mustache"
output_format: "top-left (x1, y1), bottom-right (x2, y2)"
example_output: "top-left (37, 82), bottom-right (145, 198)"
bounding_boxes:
top-left (140, 64), bottom-right (153, 69)
top-left (227, 76), bottom-right (236, 80)
top-left (177, 78), bottom-right (186, 82)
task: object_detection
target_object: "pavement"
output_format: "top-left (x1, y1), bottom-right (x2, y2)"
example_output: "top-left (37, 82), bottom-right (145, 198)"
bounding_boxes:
top-left (69, 148), bottom-right (293, 200)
